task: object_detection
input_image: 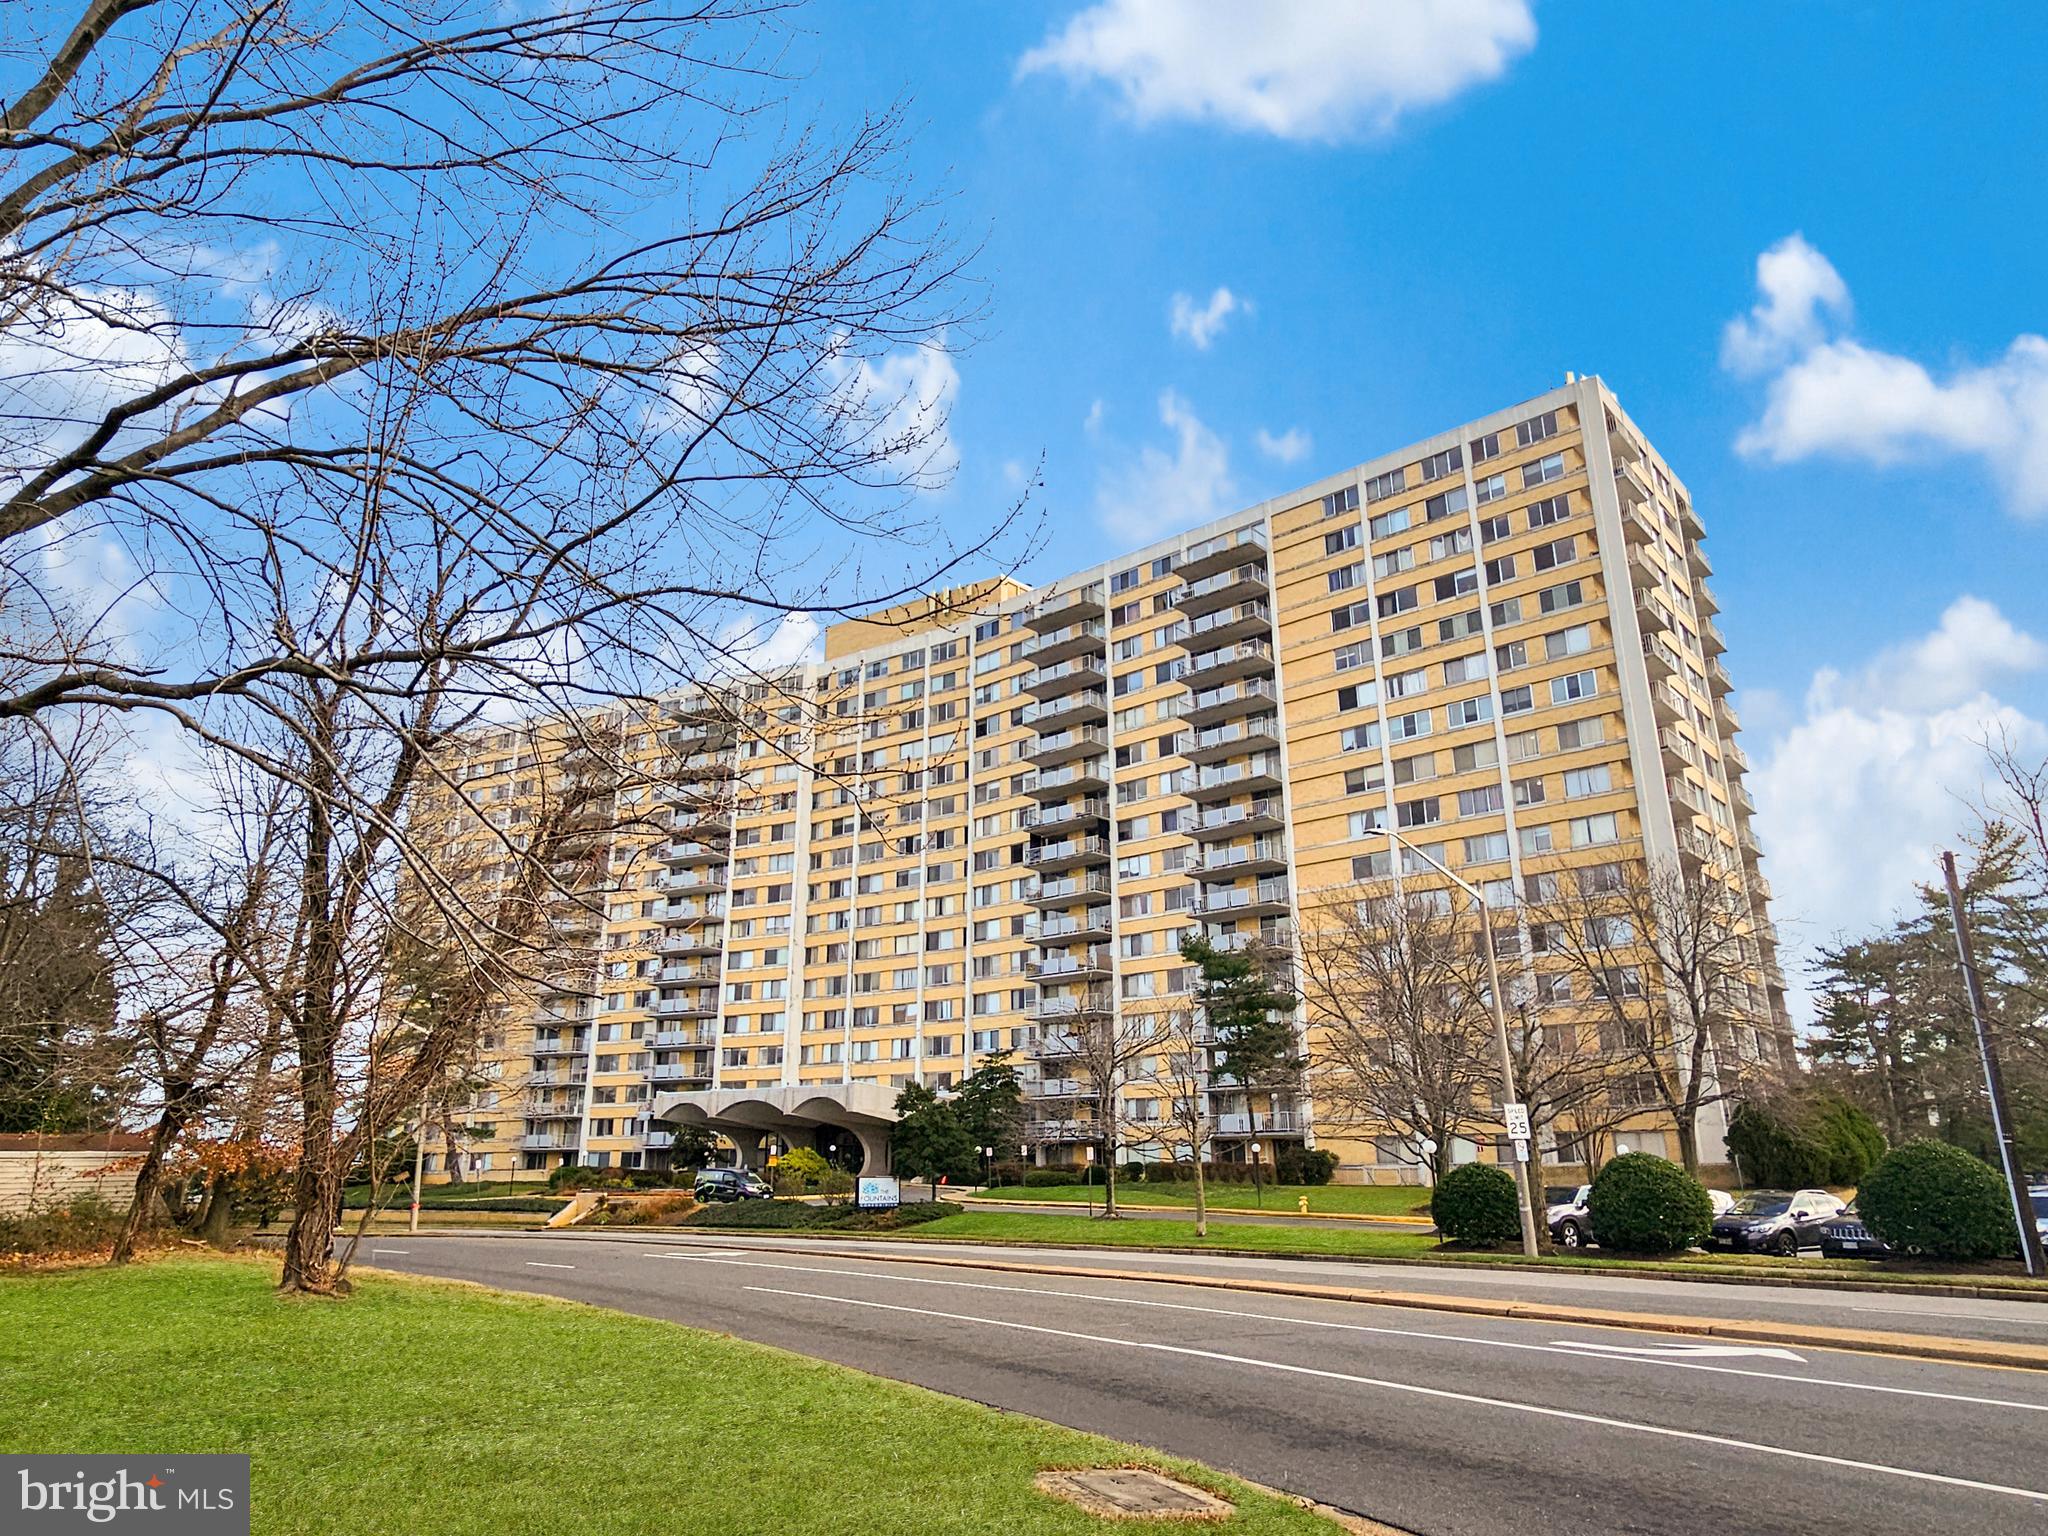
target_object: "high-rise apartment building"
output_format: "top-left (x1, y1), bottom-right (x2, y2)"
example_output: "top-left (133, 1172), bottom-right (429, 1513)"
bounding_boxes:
top-left (414, 376), bottom-right (1787, 1184)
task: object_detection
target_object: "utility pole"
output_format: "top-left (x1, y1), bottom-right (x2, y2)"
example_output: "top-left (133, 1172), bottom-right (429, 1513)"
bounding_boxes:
top-left (1380, 830), bottom-right (1542, 1258)
top-left (1940, 851), bottom-right (2045, 1278)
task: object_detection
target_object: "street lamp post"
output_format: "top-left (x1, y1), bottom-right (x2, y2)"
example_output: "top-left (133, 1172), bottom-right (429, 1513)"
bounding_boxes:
top-left (1249, 1140), bottom-right (1263, 1207)
top-left (1376, 828), bottom-right (1541, 1259)
top-left (1083, 1143), bottom-right (1097, 1217)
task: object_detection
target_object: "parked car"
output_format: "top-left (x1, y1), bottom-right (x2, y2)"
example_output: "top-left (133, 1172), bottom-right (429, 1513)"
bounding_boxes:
top-left (694, 1167), bottom-right (773, 1203)
top-left (1818, 1201), bottom-right (1893, 1259)
top-left (1546, 1184), bottom-right (1593, 1249)
top-left (2034, 1186), bottom-right (2048, 1245)
top-left (1706, 1188), bottom-right (1845, 1255)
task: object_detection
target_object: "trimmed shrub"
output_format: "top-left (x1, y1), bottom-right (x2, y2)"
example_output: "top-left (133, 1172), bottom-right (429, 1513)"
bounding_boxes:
top-left (680, 1197), bottom-right (961, 1232)
top-left (1023, 1169), bottom-right (1080, 1187)
top-left (1277, 1147), bottom-right (1339, 1186)
top-left (1727, 1092), bottom-right (1886, 1189)
top-left (1429, 1163), bottom-right (1521, 1247)
top-left (771, 1148), bottom-right (831, 1196)
top-left (1858, 1140), bottom-right (2018, 1262)
top-left (1586, 1153), bottom-right (1714, 1254)
top-left (987, 1162), bottom-right (1030, 1187)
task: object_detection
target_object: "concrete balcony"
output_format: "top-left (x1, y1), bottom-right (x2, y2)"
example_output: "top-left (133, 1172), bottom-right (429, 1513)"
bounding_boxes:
top-left (1659, 728), bottom-right (1693, 771)
top-left (1021, 797), bottom-right (1110, 832)
top-left (1707, 657), bottom-right (1734, 696)
top-left (657, 869), bottom-right (727, 896)
top-left (1183, 715), bottom-right (1280, 765)
top-left (1681, 501), bottom-right (1706, 541)
top-left (1608, 420), bottom-right (1645, 465)
top-left (1027, 870), bottom-right (1113, 908)
top-left (1193, 837), bottom-right (1289, 882)
top-left (658, 962), bottom-right (720, 984)
top-left (1716, 695), bottom-right (1741, 735)
top-left (1176, 561), bottom-right (1272, 619)
top-left (659, 928), bottom-right (724, 958)
top-left (1023, 835), bottom-right (1112, 875)
top-left (1020, 689), bottom-right (1109, 734)
top-left (1038, 907), bottom-right (1114, 945)
top-left (1187, 753), bottom-right (1284, 803)
top-left (1182, 638), bottom-right (1275, 688)
top-left (653, 1025), bottom-right (718, 1047)
top-left (1177, 523), bottom-right (1269, 582)
top-left (1021, 656), bottom-right (1109, 699)
top-left (1029, 991), bottom-right (1115, 1024)
top-left (521, 1096), bottom-right (583, 1119)
top-left (1186, 676), bottom-right (1278, 727)
top-left (1185, 600), bottom-right (1273, 648)
top-left (521, 1131), bottom-right (581, 1150)
top-left (1697, 581), bottom-right (1721, 617)
top-left (1636, 589), bottom-right (1673, 634)
top-left (1642, 642), bottom-right (1678, 683)
top-left (1702, 617), bottom-right (1728, 655)
top-left (1024, 582), bottom-right (1106, 633)
top-left (1026, 947), bottom-right (1114, 981)
top-left (655, 994), bottom-right (719, 1018)
top-left (649, 1062), bottom-right (713, 1086)
top-left (1193, 878), bottom-right (1291, 921)
top-left (1614, 461), bottom-right (1653, 509)
top-left (1023, 759), bottom-right (1110, 801)
top-left (529, 1037), bottom-right (589, 1059)
top-left (1027, 723), bottom-right (1109, 766)
top-left (660, 839), bottom-right (728, 867)
top-left (1652, 683), bottom-right (1688, 725)
top-left (1019, 618), bottom-right (1107, 667)
top-left (1190, 796), bottom-right (1285, 841)
top-left (1723, 741), bottom-right (1750, 777)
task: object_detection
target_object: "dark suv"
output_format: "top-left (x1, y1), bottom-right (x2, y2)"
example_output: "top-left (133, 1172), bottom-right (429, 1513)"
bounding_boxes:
top-left (694, 1167), bottom-right (773, 1203)
top-left (1706, 1189), bottom-right (1843, 1256)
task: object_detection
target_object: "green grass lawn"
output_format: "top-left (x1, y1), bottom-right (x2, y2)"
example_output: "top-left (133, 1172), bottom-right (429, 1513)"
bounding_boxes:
top-left (0, 1255), bottom-right (1344, 1536)
top-left (973, 1182), bottom-right (1433, 1218)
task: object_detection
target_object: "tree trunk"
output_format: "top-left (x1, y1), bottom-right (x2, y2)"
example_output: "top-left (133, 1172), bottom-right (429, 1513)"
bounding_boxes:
top-left (110, 1101), bottom-right (188, 1264)
top-left (197, 1172), bottom-right (237, 1247)
top-left (1674, 1112), bottom-right (1700, 1175)
top-left (279, 1043), bottom-right (345, 1293)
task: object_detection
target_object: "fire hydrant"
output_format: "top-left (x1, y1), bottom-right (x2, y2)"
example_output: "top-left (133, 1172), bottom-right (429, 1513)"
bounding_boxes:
top-left (1297, 1194), bottom-right (1310, 1216)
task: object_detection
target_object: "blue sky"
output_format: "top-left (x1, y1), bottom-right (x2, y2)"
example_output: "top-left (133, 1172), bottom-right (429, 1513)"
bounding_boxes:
top-left (792, 0), bottom-right (2048, 1016)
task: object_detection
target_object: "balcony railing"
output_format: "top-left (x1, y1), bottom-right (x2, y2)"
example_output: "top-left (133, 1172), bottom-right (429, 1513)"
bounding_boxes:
top-left (1029, 870), bottom-right (1113, 905)
top-left (1021, 798), bottom-right (1109, 830)
top-left (1198, 837), bottom-right (1288, 874)
top-left (1192, 878), bottom-right (1290, 916)
top-left (1023, 835), bottom-right (1111, 867)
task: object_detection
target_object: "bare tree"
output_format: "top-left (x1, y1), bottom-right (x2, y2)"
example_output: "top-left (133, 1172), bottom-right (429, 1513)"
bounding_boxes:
top-left (1530, 853), bottom-right (1772, 1172)
top-left (1028, 994), bottom-right (1156, 1218)
top-left (1121, 997), bottom-right (1215, 1236)
top-left (1298, 885), bottom-right (1501, 1183)
top-left (4, 3), bottom-right (1030, 1290)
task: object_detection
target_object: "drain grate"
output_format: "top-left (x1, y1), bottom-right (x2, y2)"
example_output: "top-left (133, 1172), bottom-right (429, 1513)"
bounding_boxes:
top-left (1035, 1468), bottom-right (1234, 1521)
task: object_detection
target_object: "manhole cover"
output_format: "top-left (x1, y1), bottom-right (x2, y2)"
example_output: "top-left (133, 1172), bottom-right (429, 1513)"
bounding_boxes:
top-left (1036, 1468), bottom-right (1233, 1521)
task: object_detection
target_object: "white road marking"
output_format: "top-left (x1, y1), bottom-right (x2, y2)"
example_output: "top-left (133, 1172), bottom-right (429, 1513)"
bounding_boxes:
top-left (1550, 1340), bottom-right (1807, 1363)
top-left (370, 1248), bottom-right (410, 1256)
top-left (651, 1252), bottom-right (2048, 1412)
top-left (656, 1250), bottom-right (744, 1259)
top-left (747, 1285), bottom-right (2048, 1505)
top-left (523, 1261), bottom-right (576, 1270)
top-left (1850, 1302), bottom-right (2045, 1325)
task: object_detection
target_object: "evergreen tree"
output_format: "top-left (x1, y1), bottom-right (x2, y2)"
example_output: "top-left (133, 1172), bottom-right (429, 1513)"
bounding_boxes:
top-left (1180, 934), bottom-right (1301, 1150)
top-left (890, 1082), bottom-right (977, 1192)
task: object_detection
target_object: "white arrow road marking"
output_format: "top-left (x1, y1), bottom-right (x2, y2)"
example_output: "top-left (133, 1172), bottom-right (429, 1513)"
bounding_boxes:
top-left (1551, 1339), bottom-right (1807, 1363)
top-left (747, 1285), bottom-right (2048, 1505)
top-left (641, 1252), bottom-right (2048, 1412)
top-left (523, 1261), bottom-right (576, 1270)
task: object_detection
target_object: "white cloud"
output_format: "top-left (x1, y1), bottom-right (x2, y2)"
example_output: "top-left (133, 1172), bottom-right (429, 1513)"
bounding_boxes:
top-left (1719, 234), bottom-right (1849, 376)
top-left (1018, 0), bottom-right (1536, 142)
top-left (1096, 390), bottom-right (1235, 544)
top-left (1750, 596), bottom-right (2048, 1023)
top-left (1169, 287), bottom-right (1244, 349)
top-left (823, 336), bottom-right (961, 487)
top-left (722, 610), bottom-right (822, 671)
top-left (1083, 398), bottom-right (1107, 435)
top-left (1724, 236), bottom-right (2048, 518)
top-left (1254, 425), bottom-right (1311, 465)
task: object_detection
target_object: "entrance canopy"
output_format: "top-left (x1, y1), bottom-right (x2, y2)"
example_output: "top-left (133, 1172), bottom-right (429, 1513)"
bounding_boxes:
top-left (651, 1082), bottom-right (899, 1172)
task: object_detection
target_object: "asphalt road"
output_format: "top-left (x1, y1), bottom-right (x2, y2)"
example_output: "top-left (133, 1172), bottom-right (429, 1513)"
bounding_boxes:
top-left (359, 1231), bottom-right (2048, 1536)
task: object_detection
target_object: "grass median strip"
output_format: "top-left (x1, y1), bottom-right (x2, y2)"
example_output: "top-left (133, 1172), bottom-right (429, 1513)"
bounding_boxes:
top-left (972, 1184), bottom-right (1432, 1219)
top-left (0, 1254), bottom-right (1346, 1536)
